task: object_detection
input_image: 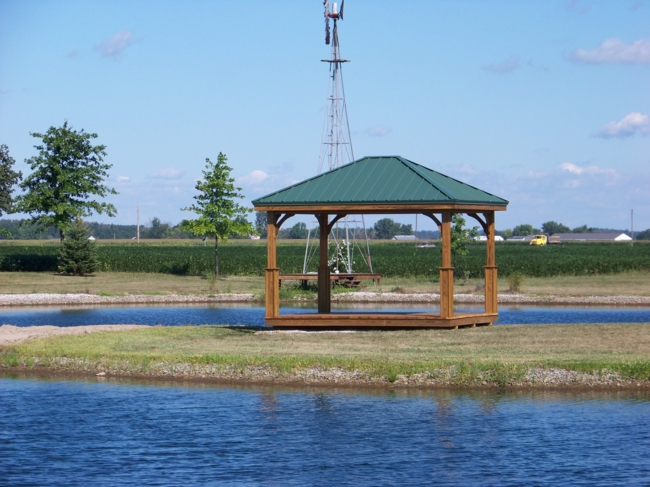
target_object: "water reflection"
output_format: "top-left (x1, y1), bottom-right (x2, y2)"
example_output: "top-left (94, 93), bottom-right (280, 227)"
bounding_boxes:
top-left (2, 302), bottom-right (650, 327)
top-left (1, 372), bottom-right (648, 486)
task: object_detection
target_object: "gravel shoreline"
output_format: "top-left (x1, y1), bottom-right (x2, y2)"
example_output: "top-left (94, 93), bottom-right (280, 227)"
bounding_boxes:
top-left (1, 292), bottom-right (649, 307)
top-left (3, 359), bottom-right (648, 390)
top-left (2, 323), bottom-right (648, 389)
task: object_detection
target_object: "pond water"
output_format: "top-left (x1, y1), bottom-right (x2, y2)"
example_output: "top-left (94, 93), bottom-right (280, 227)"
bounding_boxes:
top-left (1, 374), bottom-right (649, 486)
top-left (2, 303), bottom-right (650, 327)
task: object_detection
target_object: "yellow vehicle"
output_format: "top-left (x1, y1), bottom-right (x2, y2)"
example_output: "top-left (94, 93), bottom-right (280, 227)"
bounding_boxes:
top-left (529, 234), bottom-right (548, 246)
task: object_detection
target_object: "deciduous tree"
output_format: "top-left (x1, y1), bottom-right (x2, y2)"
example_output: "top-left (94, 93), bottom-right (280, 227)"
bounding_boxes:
top-left (0, 144), bottom-right (22, 217)
top-left (289, 222), bottom-right (308, 239)
top-left (15, 122), bottom-right (117, 240)
top-left (572, 224), bottom-right (591, 233)
top-left (179, 153), bottom-right (252, 276)
top-left (254, 211), bottom-right (268, 238)
top-left (541, 221), bottom-right (570, 235)
top-left (512, 224), bottom-right (534, 237)
top-left (450, 214), bottom-right (478, 260)
top-left (373, 218), bottom-right (412, 239)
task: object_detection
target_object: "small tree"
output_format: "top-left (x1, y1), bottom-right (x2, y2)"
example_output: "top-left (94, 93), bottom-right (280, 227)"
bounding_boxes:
top-left (16, 122), bottom-right (117, 241)
top-left (58, 219), bottom-right (98, 276)
top-left (450, 214), bottom-right (478, 267)
top-left (0, 144), bottom-right (22, 217)
top-left (254, 211), bottom-right (268, 238)
top-left (180, 153), bottom-right (253, 276)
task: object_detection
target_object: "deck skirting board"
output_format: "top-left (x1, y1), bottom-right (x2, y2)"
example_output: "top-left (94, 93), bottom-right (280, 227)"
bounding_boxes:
top-left (266, 312), bottom-right (497, 329)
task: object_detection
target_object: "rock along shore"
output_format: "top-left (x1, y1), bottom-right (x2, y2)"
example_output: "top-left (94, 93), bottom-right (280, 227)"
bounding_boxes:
top-left (2, 348), bottom-right (648, 390)
top-left (1, 292), bottom-right (649, 308)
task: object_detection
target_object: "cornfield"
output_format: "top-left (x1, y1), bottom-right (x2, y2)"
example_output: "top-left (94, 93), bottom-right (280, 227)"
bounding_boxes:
top-left (0, 242), bottom-right (648, 278)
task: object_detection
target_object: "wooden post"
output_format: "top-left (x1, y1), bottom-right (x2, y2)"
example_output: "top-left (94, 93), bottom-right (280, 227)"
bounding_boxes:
top-left (484, 211), bottom-right (498, 314)
top-left (264, 212), bottom-right (279, 319)
top-left (439, 211), bottom-right (454, 319)
top-left (317, 213), bottom-right (331, 314)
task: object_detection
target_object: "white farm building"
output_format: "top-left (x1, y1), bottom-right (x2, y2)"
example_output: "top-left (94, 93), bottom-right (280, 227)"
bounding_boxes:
top-left (551, 233), bottom-right (632, 242)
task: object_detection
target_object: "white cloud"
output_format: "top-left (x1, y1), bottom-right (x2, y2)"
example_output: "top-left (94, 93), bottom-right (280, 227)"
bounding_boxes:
top-left (559, 162), bottom-right (617, 176)
top-left (570, 38), bottom-right (650, 64)
top-left (525, 170), bottom-right (549, 179)
top-left (96, 31), bottom-right (137, 60)
top-left (366, 126), bottom-right (392, 137)
top-left (238, 169), bottom-right (269, 185)
top-left (115, 176), bottom-right (130, 183)
top-left (595, 112), bottom-right (650, 139)
top-left (151, 168), bottom-right (185, 180)
top-left (454, 164), bottom-right (478, 175)
top-left (481, 56), bottom-right (520, 73)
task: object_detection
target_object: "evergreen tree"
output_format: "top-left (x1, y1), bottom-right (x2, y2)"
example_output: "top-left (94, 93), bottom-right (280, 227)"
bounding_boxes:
top-left (58, 219), bottom-right (98, 276)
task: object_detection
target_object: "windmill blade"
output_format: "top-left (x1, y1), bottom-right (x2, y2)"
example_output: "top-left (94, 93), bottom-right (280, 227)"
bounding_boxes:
top-left (339, 0), bottom-right (344, 20)
top-left (325, 17), bottom-right (331, 44)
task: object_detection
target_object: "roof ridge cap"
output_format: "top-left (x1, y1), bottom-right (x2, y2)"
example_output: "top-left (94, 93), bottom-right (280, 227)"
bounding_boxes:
top-left (398, 157), bottom-right (455, 200)
top-left (408, 159), bottom-right (508, 204)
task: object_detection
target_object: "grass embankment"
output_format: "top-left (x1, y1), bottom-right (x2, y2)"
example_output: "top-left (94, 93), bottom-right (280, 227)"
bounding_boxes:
top-left (1, 271), bottom-right (649, 298)
top-left (2, 324), bottom-right (650, 387)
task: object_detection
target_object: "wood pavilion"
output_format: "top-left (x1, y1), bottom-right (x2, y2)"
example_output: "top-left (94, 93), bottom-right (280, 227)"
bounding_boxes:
top-left (252, 156), bottom-right (508, 329)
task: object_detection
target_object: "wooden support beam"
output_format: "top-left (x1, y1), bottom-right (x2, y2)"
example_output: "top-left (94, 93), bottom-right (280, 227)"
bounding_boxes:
top-left (275, 213), bottom-right (295, 229)
top-left (439, 211), bottom-right (454, 318)
top-left (265, 212), bottom-right (280, 319)
top-left (422, 212), bottom-right (442, 228)
top-left (484, 211), bottom-right (498, 314)
top-left (467, 212), bottom-right (488, 233)
top-left (327, 214), bottom-right (347, 233)
top-left (317, 213), bottom-right (331, 314)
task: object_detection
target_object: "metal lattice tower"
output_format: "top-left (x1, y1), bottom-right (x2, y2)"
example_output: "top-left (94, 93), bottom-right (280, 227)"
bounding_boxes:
top-left (303, 1), bottom-right (373, 275)
top-left (318, 3), bottom-right (354, 173)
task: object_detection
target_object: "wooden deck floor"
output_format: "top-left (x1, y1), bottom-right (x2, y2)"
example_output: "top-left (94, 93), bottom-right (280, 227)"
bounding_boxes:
top-left (266, 312), bottom-right (497, 330)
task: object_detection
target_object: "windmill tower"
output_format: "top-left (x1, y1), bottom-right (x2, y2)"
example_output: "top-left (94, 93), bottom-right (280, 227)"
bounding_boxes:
top-left (319, 0), bottom-right (353, 173)
top-left (303, 0), bottom-right (373, 275)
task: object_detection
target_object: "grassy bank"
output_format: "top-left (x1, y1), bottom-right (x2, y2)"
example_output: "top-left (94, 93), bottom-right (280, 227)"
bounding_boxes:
top-left (1, 271), bottom-right (649, 298)
top-left (2, 324), bottom-right (650, 387)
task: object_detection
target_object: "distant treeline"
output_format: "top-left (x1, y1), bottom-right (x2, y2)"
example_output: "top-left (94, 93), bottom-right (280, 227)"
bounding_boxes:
top-left (1, 218), bottom-right (647, 241)
top-left (0, 218), bottom-right (198, 240)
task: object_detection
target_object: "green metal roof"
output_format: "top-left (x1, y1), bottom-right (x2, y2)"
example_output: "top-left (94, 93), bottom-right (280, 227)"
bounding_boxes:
top-left (252, 156), bottom-right (508, 208)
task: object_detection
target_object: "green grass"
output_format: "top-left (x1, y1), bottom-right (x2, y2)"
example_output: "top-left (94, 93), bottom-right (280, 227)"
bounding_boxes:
top-left (3, 324), bottom-right (650, 385)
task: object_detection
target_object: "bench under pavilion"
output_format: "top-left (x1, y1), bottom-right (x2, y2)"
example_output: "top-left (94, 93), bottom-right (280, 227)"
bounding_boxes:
top-left (252, 156), bottom-right (509, 329)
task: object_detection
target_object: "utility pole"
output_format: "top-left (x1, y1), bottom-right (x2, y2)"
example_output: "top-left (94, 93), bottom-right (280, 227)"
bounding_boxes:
top-left (631, 209), bottom-right (634, 246)
top-left (137, 204), bottom-right (140, 243)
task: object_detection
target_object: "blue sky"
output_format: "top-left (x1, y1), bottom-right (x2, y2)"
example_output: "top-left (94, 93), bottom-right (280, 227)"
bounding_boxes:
top-left (1, 0), bottom-right (649, 232)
